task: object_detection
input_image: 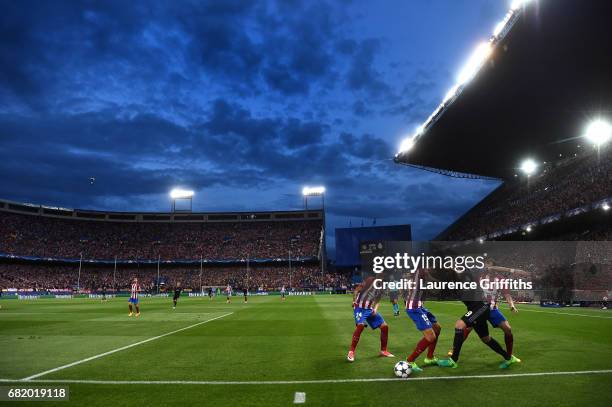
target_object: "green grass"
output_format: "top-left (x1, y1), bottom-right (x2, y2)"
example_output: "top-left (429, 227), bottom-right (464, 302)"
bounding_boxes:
top-left (0, 296), bottom-right (611, 406)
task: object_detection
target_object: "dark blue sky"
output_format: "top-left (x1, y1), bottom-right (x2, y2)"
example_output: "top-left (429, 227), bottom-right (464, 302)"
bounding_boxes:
top-left (0, 0), bottom-right (508, 247)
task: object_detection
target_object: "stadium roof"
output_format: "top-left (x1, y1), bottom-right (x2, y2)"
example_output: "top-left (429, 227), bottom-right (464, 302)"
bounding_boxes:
top-left (394, 0), bottom-right (612, 180)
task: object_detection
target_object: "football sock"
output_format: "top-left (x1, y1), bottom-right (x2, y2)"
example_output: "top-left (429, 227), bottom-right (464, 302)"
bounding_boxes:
top-left (451, 328), bottom-right (464, 362)
top-left (408, 337), bottom-right (430, 362)
top-left (380, 324), bottom-right (389, 351)
top-left (504, 332), bottom-right (514, 356)
top-left (427, 326), bottom-right (441, 358)
top-left (350, 324), bottom-right (365, 352)
top-left (486, 337), bottom-right (510, 360)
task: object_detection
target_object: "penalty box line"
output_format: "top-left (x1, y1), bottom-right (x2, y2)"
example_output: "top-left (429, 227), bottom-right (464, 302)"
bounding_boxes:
top-left (4, 369), bottom-right (612, 385)
top-left (20, 312), bottom-right (233, 381)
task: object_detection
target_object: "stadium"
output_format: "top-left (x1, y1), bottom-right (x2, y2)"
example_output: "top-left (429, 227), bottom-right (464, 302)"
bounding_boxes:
top-left (0, 199), bottom-right (339, 293)
top-left (1, 0), bottom-right (611, 406)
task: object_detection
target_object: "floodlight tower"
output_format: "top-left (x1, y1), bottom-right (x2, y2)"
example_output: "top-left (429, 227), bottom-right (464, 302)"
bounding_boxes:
top-left (302, 186), bottom-right (327, 274)
top-left (584, 119), bottom-right (612, 148)
top-left (302, 186), bottom-right (325, 210)
top-left (170, 188), bottom-right (194, 212)
top-left (520, 159), bottom-right (537, 177)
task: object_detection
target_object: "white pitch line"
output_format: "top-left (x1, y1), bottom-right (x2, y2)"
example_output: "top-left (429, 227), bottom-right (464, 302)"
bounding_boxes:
top-left (20, 312), bottom-right (233, 381)
top-left (3, 369), bottom-right (611, 385)
top-left (441, 302), bottom-right (612, 319)
top-left (512, 309), bottom-right (612, 319)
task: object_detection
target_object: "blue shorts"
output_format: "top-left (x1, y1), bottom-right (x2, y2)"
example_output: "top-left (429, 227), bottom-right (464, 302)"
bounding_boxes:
top-left (354, 307), bottom-right (385, 330)
top-left (128, 298), bottom-right (139, 304)
top-left (488, 308), bottom-right (507, 327)
top-left (406, 306), bottom-right (437, 331)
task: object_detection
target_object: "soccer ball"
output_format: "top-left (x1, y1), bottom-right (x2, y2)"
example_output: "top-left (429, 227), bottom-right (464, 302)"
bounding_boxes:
top-left (393, 361), bottom-right (412, 378)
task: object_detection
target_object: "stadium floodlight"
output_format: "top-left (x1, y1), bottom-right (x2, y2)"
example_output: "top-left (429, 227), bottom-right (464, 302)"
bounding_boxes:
top-left (302, 186), bottom-right (325, 196)
top-left (170, 188), bottom-right (194, 212)
top-left (457, 42), bottom-right (492, 85)
top-left (493, 20), bottom-right (506, 37)
top-left (510, 0), bottom-right (533, 11)
top-left (415, 124), bottom-right (425, 136)
top-left (525, 225), bottom-right (532, 233)
top-left (493, 10), bottom-right (514, 38)
top-left (170, 188), bottom-right (194, 199)
top-left (520, 158), bottom-right (537, 176)
top-left (302, 186), bottom-right (326, 213)
top-left (583, 119), bottom-right (612, 147)
top-left (443, 84), bottom-right (460, 104)
top-left (398, 137), bottom-right (415, 153)
top-left (603, 202), bottom-right (610, 211)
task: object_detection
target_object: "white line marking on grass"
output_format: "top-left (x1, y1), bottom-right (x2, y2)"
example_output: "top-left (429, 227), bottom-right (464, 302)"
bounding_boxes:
top-left (442, 302), bottom-right (612, 319)
top-left (293, 392), bottom-right (306, 404)
top-left (514, 309), bottom-right (612, 319)
top-left (3, 369), bottom-right (611, 385)
top-left (20, 312), bottom-right (233, 381)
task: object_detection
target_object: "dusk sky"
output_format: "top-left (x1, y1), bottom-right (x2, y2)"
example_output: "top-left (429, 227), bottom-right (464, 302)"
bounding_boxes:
top-left (0, 0), bottom-right (509, 249)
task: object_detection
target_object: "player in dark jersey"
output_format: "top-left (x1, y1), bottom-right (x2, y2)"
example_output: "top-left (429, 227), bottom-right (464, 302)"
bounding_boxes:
top-left (242, 287), bottom-right (248, 303)
top-left (347, 276), bottom-right (394, 362)
top-left (438, 267), bottom-right (521, 369)
top-left (172, 283), bottom-right (182, 309)
top-left (446, 261), bottom-right (522, 363)
top-left (401, 269), bottom-right (442, 372)
top-left (208, 287), bottom-right (213, 301)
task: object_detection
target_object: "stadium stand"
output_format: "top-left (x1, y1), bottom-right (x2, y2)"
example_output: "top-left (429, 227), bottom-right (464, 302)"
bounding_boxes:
top-left (0, 202), bottom-right (350, 291)
top-left (393, 0), bottom-right (612, 243)
top-left (392, 0), bottom-right (612, 304)
top-left (438, 145), bottom-right (612, 241)
top-left (0, 209), bottom-right (321, 261)
top-left (0, 264), bottom-right (349, 292)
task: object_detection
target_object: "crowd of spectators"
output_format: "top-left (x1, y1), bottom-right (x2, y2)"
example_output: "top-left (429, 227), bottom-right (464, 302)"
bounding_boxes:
top-left (0, 263), bottom-right (350, 292)
top-left (443, 145), bottom-right (612, 240)
top-left (0, 215), bottom-right (322, 261)
top-left (436, 241), bottom-right (611, 302)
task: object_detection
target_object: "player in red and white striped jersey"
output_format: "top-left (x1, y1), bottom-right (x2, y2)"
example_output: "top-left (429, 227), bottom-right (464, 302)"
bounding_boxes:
top-left (128, 278), bottom-right (140, 317)
top-left (347, 276), bottom-right (394, 362)
top-left (402, 268), bottom-right (442, 372)
top-left (225, 284), bottom-right (232, 303)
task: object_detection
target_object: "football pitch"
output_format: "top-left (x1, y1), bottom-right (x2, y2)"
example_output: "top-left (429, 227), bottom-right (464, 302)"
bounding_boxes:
top-left (0, 295), bottom-right (611, 406)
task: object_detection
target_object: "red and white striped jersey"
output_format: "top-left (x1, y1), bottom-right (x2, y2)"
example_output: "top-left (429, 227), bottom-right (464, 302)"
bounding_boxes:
top-left (130, 283), bottom-right (139, 299)
top-left (355, 277), bottom-right (382, 309)
top-left (404, 269), bottom-right (423, 310)
top-left (480, 270), bottom-right (507, 309)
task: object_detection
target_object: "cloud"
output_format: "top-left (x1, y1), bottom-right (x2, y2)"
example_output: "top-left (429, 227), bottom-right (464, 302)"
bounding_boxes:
top-left (0, 0), bottom-right (501, 243)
